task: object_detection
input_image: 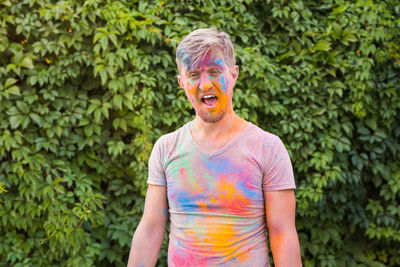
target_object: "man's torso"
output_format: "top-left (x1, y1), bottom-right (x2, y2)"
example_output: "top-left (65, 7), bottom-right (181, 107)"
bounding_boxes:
top-left (148, 122), bottom-right (295, 266)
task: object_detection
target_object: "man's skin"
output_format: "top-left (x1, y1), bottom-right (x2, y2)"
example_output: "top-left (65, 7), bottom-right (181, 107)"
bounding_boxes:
top-left (128, 51), bottom-right (302, 266)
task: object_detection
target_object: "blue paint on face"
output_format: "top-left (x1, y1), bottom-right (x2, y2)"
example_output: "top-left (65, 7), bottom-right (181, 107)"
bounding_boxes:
top-left (213, 57), bottom-right (229, 93)
top-left (214, 57), bottom-right (225, 70)
top-left (218, 73), bottom-right (228, 94)
top-left (177, 46), bottom-right (192, 69)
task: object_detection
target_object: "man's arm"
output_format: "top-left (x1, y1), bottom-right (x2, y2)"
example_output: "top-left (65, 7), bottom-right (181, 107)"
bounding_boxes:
top-left (265, 189), bottom-right (302, 267)
top-left (127, 184), bottom-right (168, 267)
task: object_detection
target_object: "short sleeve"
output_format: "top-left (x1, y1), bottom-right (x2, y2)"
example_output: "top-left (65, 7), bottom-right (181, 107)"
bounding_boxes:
top-left (262, 136), bottom-right (296, 191)
top-left (147, 137), bottom-right (167, 186)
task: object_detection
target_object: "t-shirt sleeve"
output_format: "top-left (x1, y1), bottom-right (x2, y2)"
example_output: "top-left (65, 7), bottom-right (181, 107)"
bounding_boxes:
top-left (147, 137), bottom-right (167, 186)
top-left (262, 136), bottom-right (296, 191)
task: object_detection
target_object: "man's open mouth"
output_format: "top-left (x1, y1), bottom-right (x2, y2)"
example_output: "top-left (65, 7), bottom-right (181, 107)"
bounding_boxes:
top-left (201, 94), bottom-right (218, 107)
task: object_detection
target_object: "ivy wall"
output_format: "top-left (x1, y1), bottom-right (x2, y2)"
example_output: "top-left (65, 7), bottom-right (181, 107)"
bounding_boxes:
top-left (0, 0), bottom-right (399, 266)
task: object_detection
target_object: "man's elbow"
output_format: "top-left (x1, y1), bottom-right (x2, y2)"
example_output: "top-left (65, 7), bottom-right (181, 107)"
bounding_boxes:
top-left (139, 217), bottom-right (167, 239)
top-left (267, 221), bottom-right (299, 246)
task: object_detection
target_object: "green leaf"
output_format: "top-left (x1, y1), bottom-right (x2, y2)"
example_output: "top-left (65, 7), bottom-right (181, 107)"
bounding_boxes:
top-left (4, 78), bottom-right (17, 88)
top-left (94, 109), bottom-right (102, 123)
top-left (84, 125), bottom-right (93, 137)
top-left (29, 113), bottom-right (42, 126)
top-left (119, 118), bottom-right (127, 132)
top-left (358, 127), bottom-right (370, 135)
top-left (6, 64), bottom-right (18, 75)
top-left (314, 40), bottom-right (331, 52)
top-left (109, 34), bottom-right (118, 47)
top-left (99, 68), bottom-right (107, 85)
top-left (93, 32), bottom-right (105, 43)
top-left (94, 64), bottom-right (104, 76)
top-left (320, 231), bottom-right (330, 244)
top-left (331, 4), bottom-right (348, 15)
top-left (365, 118), bottom-right (377, 131)
top-left (16, 101), bottom-right (29, 113)
top-left (102, 106), bottom-right (109, 119)
top-left (21, 116), bottom-right (31, 129)
top-left (113, 94), bottom-right (123, 110)
top-left (9, 115), bottom-right (22, 129)
top-left (87, 104), bottom-right (98, 115)
top-left (89, 99), bottom-right (102, 106)
top-left (79, 119), bottom-right (90, 126)
top-left (100, 36), bottom-right (108, 51)
top-left (113, 118), bottom-right (120, 130)
top-left (20, 57), bottom-right (34, 69)
top-left (7, 85), bottom-right (20, 95)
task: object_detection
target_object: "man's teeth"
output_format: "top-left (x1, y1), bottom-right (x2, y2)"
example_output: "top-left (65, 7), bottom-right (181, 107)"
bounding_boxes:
top-left (201, 95), bottom-right (217, 104)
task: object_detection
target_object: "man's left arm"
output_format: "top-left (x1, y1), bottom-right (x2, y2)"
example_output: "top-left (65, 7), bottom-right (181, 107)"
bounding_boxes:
top-left (265, 189), bottom-right (302, 267)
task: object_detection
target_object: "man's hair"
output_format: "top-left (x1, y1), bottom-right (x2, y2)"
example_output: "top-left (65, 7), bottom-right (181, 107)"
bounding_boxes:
top-left (176, 28), bottom-right (236, 71)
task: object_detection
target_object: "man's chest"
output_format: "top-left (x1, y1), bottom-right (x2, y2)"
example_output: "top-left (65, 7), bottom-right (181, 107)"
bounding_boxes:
top-left (164, 150), bottom-right (265, 214)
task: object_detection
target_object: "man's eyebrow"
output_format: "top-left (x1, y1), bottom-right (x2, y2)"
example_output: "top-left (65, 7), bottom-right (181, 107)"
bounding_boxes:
top-left (208, 62), bottom-right (225, 70)
top-left (208, 65), bottom-right (223, 70)
top-left (187, 69), bottom-right (200, 74)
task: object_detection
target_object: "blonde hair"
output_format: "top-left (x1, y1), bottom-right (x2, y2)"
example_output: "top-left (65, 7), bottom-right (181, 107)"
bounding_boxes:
top-left (176, 28), bottom-right (236, 71)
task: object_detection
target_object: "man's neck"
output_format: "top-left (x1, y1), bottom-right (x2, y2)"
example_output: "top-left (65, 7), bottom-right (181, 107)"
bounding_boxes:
top-left (190, 109), bottom-right (248, 150)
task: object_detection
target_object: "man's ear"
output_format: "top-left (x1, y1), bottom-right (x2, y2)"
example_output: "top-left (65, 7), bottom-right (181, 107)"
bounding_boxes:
top-left (177, 75), bottom-right (184, 89)
top-left (231, 65), bottom-right (239, 82)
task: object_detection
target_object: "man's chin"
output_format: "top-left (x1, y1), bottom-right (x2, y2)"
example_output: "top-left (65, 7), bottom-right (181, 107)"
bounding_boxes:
top-left (198, 110), bottom-right (226, 123)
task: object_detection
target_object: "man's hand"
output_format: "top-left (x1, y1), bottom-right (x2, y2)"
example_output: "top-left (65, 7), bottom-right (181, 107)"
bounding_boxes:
top-left (127, 185), bottom-right (168, 267)
top-left (265, 189), bottom-right (302, 267)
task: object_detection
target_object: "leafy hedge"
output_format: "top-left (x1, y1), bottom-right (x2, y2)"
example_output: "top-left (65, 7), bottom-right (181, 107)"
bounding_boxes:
top-left (1, 0), bottom-right (399, 266)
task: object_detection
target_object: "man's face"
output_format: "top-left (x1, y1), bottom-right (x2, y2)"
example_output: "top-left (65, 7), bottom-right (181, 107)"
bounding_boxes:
top-left (178, 54), bottom-right (238, 123)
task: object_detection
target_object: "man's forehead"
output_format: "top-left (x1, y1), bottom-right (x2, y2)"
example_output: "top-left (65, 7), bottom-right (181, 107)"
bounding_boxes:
top-left (184, 55), bottom-right (227, 72)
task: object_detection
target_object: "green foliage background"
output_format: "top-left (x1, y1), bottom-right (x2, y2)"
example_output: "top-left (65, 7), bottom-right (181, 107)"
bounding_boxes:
top-left (1, 0), bottom-right (399, 266)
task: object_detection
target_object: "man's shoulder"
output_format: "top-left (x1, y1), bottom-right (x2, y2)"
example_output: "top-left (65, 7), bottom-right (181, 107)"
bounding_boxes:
top-left (154, 122), bottom-right (189, 149)
top-left (247, 122), bottom-right (281, 144)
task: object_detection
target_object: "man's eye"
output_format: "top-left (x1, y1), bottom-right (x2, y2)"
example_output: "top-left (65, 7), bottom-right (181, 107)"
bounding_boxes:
top-left (210, 70), bottom-right (221, 75)
top-left (189, 73), bottom-right (199, 78)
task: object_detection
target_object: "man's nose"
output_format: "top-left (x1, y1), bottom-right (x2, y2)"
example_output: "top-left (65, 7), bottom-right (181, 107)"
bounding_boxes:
top-left (199, 75), bottom-right (213, 91)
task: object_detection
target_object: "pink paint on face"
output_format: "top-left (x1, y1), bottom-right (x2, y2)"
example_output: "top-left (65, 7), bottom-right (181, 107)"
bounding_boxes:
top-left (178, 54), bottom-right (238, 123)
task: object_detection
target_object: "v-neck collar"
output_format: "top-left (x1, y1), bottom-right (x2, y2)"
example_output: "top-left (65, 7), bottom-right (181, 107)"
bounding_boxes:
top-left (186, 121), bottom-right (252, 158)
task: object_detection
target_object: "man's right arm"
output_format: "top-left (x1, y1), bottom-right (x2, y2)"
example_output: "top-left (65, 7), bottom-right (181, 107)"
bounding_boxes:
top-left (127, 184), bottom-right (168, 267)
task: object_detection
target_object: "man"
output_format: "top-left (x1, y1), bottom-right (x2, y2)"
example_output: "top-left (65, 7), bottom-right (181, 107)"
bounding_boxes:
top-left (128, 28), bottom-right (302, 266)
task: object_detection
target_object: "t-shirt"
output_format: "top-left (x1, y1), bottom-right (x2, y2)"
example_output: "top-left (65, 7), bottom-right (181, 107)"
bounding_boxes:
top-left (147, 122), bottom-right (296, 266)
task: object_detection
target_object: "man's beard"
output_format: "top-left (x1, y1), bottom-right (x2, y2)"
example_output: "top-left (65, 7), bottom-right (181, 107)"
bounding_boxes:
top-left (197, 108), bottom-right (226, 123)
